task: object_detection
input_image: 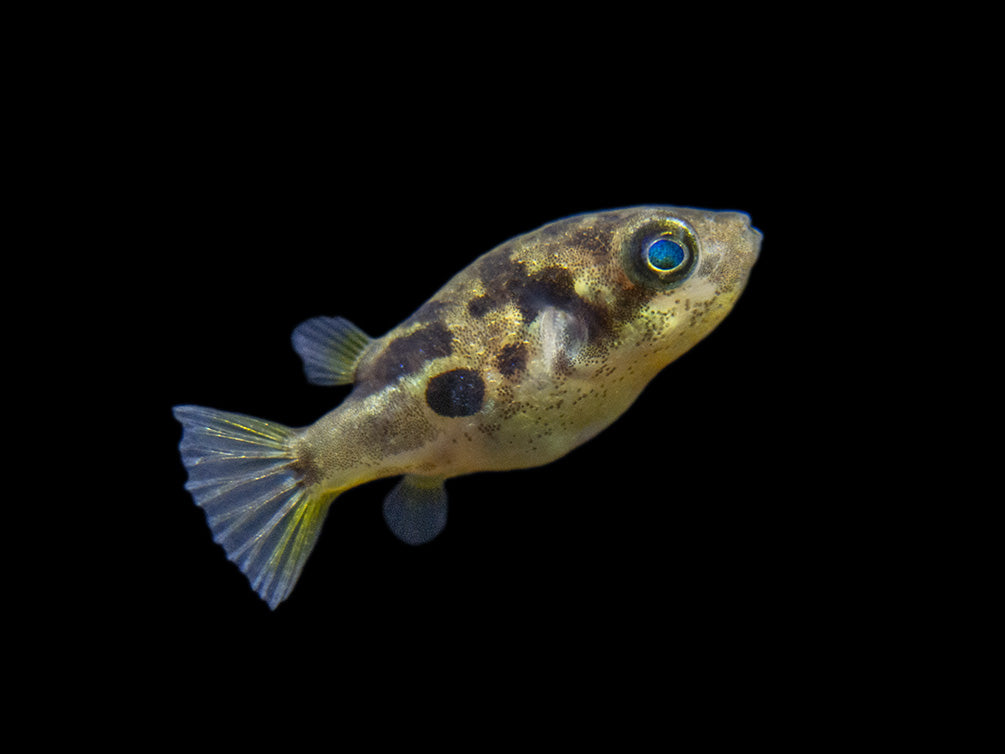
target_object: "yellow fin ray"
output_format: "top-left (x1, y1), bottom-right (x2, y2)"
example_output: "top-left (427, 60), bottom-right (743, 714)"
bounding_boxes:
top-left (174, 405), bottom-right (336, 609)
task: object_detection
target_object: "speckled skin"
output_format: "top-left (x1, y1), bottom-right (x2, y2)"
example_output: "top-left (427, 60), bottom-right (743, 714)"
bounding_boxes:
top-left (296, 206), bottom-right (761, 494)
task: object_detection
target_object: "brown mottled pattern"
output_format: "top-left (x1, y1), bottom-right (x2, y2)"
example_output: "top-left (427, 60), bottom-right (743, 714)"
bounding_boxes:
top-left (301, 205), bottom-right (760, 487)
top-left (353, 319), bottom-right (454, 400)
top-left (174, 205), bottom-right (764, 610)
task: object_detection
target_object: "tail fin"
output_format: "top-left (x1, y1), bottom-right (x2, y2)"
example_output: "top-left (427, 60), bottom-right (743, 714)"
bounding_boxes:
top-left (173, 405), bottom-right (334, 609)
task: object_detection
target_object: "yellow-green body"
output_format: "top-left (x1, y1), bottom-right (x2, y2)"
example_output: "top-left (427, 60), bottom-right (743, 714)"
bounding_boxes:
top-left (174, 206), bottom-right (761, 608)
top-left (301, 206), bottom-right (760, 488)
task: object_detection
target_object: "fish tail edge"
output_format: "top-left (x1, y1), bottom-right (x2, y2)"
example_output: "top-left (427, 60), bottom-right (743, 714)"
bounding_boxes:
top-left (173, 405), bottom-right (336, 609)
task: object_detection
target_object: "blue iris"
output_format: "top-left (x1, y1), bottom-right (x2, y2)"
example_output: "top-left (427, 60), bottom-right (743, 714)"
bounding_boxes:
top-left (647, 238), bottom-right (686, 271)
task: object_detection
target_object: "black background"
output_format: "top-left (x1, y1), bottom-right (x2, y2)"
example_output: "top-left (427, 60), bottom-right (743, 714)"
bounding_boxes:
top-left (134, 136), bottom-right (832, 643)
top-left (32, 14), bottom-right (971, 744)
top-left (78, 58), bottom-right (890, 697)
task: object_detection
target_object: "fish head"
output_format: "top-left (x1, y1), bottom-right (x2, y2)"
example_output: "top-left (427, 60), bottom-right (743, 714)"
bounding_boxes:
top-left (608, 205), bottom-right (762, 371)
top-left (497, 205), bottom-right (761, 384)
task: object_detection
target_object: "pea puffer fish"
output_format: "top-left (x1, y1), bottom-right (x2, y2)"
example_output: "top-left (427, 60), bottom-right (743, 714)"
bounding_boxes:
top-left (174, 206), bottom-right (761, 608)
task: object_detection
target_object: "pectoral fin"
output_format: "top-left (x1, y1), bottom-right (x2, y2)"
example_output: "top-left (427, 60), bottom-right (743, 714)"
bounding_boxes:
top-left (292, 316), bottom-right (372, 386)
top-left (382, 475), bottom-right (448, 545)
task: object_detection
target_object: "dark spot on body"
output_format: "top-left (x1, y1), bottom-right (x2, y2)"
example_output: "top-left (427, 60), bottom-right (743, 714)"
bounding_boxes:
top-left (476, 247), bottom-right (523, 288)
top-left (377, 323), bottom-right (453, 381)
top-left (496, 342), bottom-right (527, 377)
top-left (469, 263), bottom-right (616, 349)
top-left (517, 267), bottom-right (614, 348)
top-left (355, 321), bottom-right (454, 399)
top-left (468, 219), bottom-right (662, 355)
top-left (467, 295), bottom-right (492, 318)
top-left (426, 368), bottom-right (485, 418)
top-left (609, 283), bottom-right (654, 327)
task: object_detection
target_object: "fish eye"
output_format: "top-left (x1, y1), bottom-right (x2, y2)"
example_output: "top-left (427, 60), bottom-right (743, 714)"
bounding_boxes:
top-left (646, 238), bottom-right (687, 272)
top-left (622, 217), bottom-right (699, 289)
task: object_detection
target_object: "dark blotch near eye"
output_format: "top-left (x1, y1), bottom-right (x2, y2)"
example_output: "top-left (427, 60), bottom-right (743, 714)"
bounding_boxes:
top-left (496, 342), bottom-right (527, 378)
top-left (426, 368), bottom-right (485, 417)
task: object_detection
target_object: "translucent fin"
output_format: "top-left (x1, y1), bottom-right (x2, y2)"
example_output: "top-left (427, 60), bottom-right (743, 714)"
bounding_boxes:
top-left (291, 316), bottom-right (372, 386)
top-left (382, 475), bottom-right (448, 546)
top-left (173, 405), bottom-right (336, 609)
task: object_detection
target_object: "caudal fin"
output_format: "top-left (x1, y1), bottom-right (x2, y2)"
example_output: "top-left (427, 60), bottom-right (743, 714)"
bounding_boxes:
top-left (173, 405), bottom-right (334, 609)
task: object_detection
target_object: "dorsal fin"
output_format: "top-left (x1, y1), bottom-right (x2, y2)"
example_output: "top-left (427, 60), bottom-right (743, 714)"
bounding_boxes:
top-left (291, 316), bottom-right (373, 386)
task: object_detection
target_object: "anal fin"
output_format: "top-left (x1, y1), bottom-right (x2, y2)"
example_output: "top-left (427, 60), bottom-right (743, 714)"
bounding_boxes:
top-left (292, 316), bottom-right (372, 386)
top-left (382, 475), bottom-right (448, 546)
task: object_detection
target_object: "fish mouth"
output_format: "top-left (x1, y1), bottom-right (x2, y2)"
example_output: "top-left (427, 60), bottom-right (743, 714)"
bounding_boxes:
top-left (749, 224), bottom-right (764, 258)
top-left (717, 211), bottom-right (763, 261)
top-left (735, 213), bottom-right (763, 261)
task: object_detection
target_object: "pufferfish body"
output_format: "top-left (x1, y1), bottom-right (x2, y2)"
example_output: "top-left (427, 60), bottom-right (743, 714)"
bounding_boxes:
top-left (174, 206), bottom-right (762, 608)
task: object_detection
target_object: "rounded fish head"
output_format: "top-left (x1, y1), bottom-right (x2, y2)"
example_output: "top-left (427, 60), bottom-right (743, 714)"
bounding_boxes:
top-left (616, 205), bottom-right (760, 332)
top-left (504, 205), bottom-right (762, 379)
top-left (609, 205), bottom-right (762, 374)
